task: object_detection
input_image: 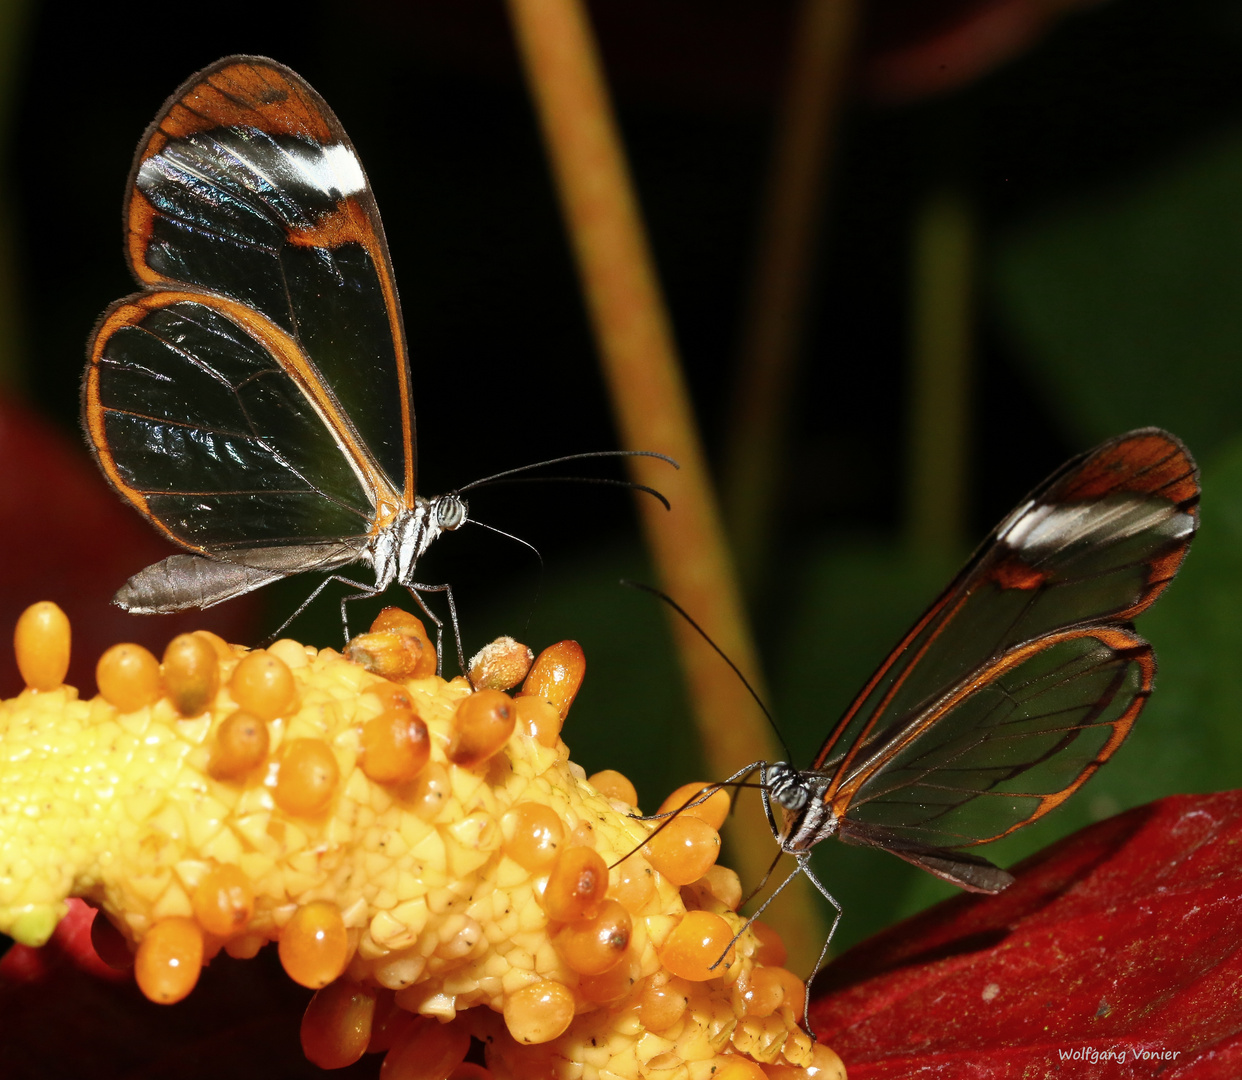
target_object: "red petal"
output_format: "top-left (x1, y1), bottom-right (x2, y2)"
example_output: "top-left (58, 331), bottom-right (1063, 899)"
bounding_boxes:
top-left (811, 792), bottom-right (1242, 1077)
top-left (861, 0), bottom-right (1097, 104)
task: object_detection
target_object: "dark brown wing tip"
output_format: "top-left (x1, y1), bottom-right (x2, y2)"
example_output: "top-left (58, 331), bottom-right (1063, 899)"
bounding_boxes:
top-left (1054, 428), bottom-right (1200, 508)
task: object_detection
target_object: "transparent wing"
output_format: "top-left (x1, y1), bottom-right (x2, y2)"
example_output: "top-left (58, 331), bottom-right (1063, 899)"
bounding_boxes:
top-left (85, 293), bottom-right (393, 551)
top-left (84, 56), bottom-right (417, 557)
top-left (834, 626), bottom-right (1153, 847)
top-left (813, 429), bottom-right (1198, 793)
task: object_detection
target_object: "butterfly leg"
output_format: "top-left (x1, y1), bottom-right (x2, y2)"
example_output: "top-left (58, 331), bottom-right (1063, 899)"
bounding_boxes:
top-left (263, 574), bottom-right (373, 644)
top-left (339, 584), bottom-right (386, 644)
top-left (712, 854), bottom-right (808, 969)
top-left (797, 855), bottom-right (843, 1035)
top-left (405, 581), bottom-right (467, 679)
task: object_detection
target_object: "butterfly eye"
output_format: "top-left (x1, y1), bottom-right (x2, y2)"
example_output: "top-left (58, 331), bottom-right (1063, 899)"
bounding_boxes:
top-left (436, 496), bottom-right (467, 531)
top-left (767, 764), bottom-right (808, 811)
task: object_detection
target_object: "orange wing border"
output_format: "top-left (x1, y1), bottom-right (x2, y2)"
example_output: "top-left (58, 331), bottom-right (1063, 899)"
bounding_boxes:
top-left (121, 56), bottom-right (417, 508)
top-left (83, 290), bottom-right (404, 548)
top-left (829, 625), bottom-right (1154, 845)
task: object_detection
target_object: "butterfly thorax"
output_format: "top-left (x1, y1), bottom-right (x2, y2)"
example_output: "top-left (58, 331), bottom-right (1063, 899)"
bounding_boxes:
top-left (767, 762), bottom-right (837, 854)
top-left (368, 495), bottom-right (470, 589)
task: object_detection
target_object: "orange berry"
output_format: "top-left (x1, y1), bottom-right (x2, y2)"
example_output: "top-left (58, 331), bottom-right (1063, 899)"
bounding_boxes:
top-left (685, 865), bottom-right (742, 911)
top-left (96, 643), bottom-right (161, 713)
top-left (566, 820), bottom-right (597, 849)
top-left (513, 695), bottom-right (562, 748)
top-left (366, 989), bottom-right (414, 1053)
top-left (769, 967), bottom-right (806, 1018)
top-left (370, 607), bottom-right (436, 678)
top-left (229, 649), bottom-right (296, 720)
top-left (209, 710), bottom-right (270, 779)
top-left (751, 920), bottom-right (787, 968)
top-left (448, 689), bottom-right (516, 766)
top-left (161, 633), bottom-right (220, 716)
top-left (370, 606), bottom-right (423, 636)
top-left (555, 899), bottom-right (632, 975)
top-left (578, 950), bottom-right (640, 1004)
top-left (735, 965), bottom-right (785, 1018)
top-left (301, 978), bottom-right (376, 1069)
top-left (447, 1065), bottom-right (494, 1080)
top-left (503, 979), bottom-right (576, 1044)
top-left (365, 680), bottom-right (415, 712)
top-left (468, 635), bottom-right (534, 690)
top-left (763, 1044), bottom-right (847, 1080)
top-left (711, 1057), bottom-right (766, 1080)
top-left (608, 854), bottom-right (657, 915)
top-left (134, 916), bottom-right (203, 1004)
top-left (223, 934), bottom-right (264, 960)
top-left (279, 900), bottom-right (348, 989)
top-left (657, 781), bottom-right (731, 830)
top-left (541, 846), bottom-right (609, 922)
top-left (805, 1043), bottom-right (848, 1079)
top-left (345, 629), bottom-right (431, 681)
top-left (643, 816), bottom-right (721, 886)
top-left (273, 738), bottom-right (340, 816)
top-left (519, 640), bottom-right (585, 718)
top-left (658, 911), bottom-right (737, 981)
top-left (193, 630), bottom-right (234, 661)
top-left (638, 980), bottom-right (689, 1031)
top-left (589, 769), bottom-right (638, 806)
top-left (191, 864), bottom-right (254, 937)
top-left (501, 802), bottom-right (564, 870)
top-left (381, 1014), bottom-right (470, 1078)
top-left (14, 601), bottom-right (70, 691)
top-left (360, 706), bottom-right (431, 784)
top-left (409, 761), bottom-right (451, 821)
top-left (89, 910), bottom-right (133, 970)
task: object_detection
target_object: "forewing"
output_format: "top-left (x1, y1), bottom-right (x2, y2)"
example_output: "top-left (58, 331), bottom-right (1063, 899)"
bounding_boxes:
top-left (813, 429), bottom-right (1197, 781)
top-left (85, 293), bottom-right (389, 551)
top-left (834, 627), bottom-right (1153, 848)
top-left (121, 55), bottom-right (415, 503)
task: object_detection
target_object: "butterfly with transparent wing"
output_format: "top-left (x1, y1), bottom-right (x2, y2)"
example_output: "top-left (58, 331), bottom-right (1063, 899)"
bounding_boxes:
top-left (635, 427), bottom-right (1198, 1006)
top-left (82, 56), bottom-right (673, 671)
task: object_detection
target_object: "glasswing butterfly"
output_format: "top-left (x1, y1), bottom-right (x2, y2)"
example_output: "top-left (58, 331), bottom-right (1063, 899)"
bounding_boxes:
top-left (83, 56), bottom-right (668, 667)
top-left (648, 428), bottom-right (1198, 989)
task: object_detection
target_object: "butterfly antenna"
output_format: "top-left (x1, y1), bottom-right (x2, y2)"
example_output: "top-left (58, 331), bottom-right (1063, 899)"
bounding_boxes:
top-left (464, 474), bottom-right (673, 511)
top-left (456, 449), bottom-right (678, 494)
top-left (606, 764), bottom-right (766, 870)
top-left (468, 518), bottom-right (546, 569)
top-left (622, 580), bottom-right (792, 761)
top-left (467, 518), bottom-right (547, 638)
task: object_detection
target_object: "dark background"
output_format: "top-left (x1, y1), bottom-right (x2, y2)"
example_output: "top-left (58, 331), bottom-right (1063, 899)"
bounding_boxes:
top-left (5, 0), bottom-right (1242, 958)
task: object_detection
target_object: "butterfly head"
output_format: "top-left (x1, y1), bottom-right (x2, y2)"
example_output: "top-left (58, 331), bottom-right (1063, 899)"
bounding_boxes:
top-left (766, 762), bottom-right (836, 853)
top-left (433, 493), bottom-right (469, 532)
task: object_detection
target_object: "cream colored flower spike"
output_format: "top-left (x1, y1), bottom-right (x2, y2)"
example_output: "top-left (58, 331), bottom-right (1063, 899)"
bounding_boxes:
top-left (1, 602), bottom-right (843, 1080)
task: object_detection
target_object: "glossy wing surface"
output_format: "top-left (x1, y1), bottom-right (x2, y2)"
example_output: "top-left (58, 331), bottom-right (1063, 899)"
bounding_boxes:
top-left (85, 292), bottom-right (385, 551)
top-left (813, 429), bottom-right (1197, 785)
top-left (835, 627), bottom-right (1152, 847)
top-left (121, 55), bottom-right (415, 504)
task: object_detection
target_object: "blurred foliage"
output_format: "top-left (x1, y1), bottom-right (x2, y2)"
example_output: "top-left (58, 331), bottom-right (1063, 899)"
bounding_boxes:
top-left (993, 128), bottom-right (1242, 458)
